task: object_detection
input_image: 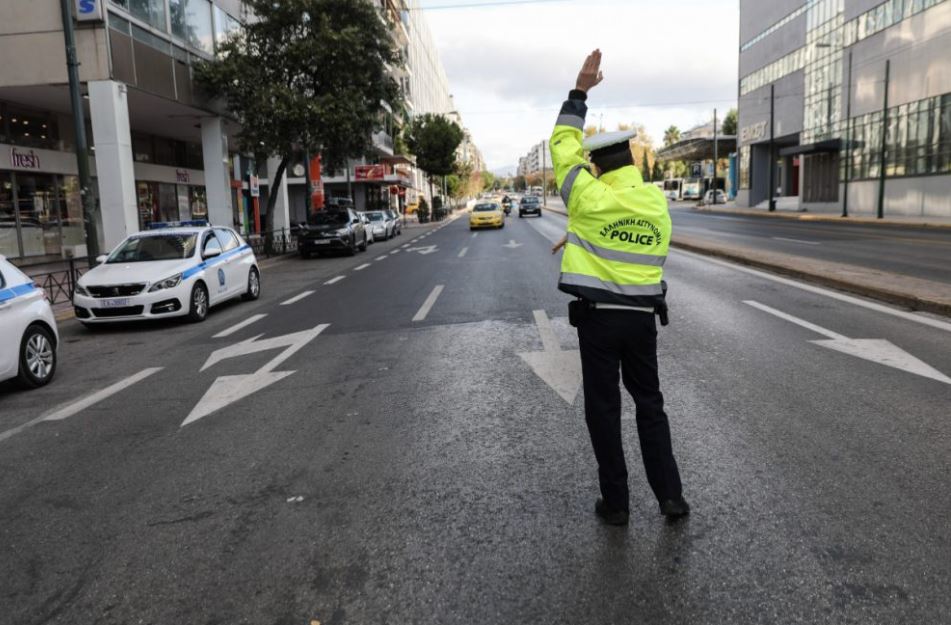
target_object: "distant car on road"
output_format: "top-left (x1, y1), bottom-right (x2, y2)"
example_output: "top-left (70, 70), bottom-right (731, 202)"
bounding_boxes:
top-left (703, 189), bottom-right (728, 205)
top-left (519, 195), bottom-right (542, 218)
top-left (469, 202), bottom-right (505, 230)
top-left (0, 255), bottom-right (58, 388)
top-left (299, 209), bottom-right (368, 257)
top-left (73, 223), bottom-right (260, 326)
top-left (362, 211), bottom-right (393, 241)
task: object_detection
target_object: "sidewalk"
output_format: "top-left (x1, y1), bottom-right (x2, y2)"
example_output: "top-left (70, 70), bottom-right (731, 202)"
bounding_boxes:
top-left (543, 199), bottom-right (951, 317)
top-left (686, 201), bottom-right (951, 230)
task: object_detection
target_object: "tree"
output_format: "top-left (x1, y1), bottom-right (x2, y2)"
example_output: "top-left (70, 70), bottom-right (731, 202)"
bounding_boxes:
top-left (652, 160), bottom-right (664, 181)
top-left (195, 0), bottom-right (398, 248)
top-left (642, 147), bottom-right (651, 182)
top-left (663, 125), bottom-right (681, 148)
top-left (721, 108), bottom-right (738, 137)
top-left (481, 170), bottom-right (497, 192)
top-left (404, 113), bottom-right (464, 202)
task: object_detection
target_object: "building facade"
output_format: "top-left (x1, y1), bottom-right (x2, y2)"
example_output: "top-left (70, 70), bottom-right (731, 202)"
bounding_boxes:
top-left (736, 0), bottom-right (951, 216)
top-left (516, 142), bottom-right (551, 176)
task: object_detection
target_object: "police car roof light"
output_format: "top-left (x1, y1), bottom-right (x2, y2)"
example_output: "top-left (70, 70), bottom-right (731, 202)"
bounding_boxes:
top-left (147, 219), bottom-right (210, 230)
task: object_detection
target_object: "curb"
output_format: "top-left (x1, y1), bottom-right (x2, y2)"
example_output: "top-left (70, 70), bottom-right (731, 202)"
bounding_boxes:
top-left (689, 206), bottom-right (951, 231)
top-left (670, 237), bottom-right (951, 318)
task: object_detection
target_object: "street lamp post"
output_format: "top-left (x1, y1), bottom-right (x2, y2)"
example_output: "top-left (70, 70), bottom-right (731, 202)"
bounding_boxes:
top-left (58, 0), bottom-right (100, 263)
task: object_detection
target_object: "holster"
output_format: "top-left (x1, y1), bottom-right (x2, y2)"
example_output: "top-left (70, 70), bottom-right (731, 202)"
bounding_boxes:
top-left (568, 299), bottom-right (590, 328)
top-left (654, 280), bottom-right (670, 327)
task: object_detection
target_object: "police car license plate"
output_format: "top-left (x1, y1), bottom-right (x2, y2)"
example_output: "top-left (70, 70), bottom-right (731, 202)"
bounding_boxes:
top-left (100, 298), bottom-right (132, 308)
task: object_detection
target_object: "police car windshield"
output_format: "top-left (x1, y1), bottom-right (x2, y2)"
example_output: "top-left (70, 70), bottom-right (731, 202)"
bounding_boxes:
top-left (107, 234), bottom-right (198, 263)
top-left (474, 204), bottom-right (499, 212)
top-left (309, 212), bottom-right (349, 225)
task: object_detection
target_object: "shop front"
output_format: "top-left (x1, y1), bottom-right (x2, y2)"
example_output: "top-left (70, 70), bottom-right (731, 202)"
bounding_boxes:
top-left (133, 163), bottom-right (207, 230)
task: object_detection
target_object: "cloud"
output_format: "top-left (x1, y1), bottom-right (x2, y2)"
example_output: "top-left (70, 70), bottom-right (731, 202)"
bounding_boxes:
top-left (422, 0), bottom-right (740, 168)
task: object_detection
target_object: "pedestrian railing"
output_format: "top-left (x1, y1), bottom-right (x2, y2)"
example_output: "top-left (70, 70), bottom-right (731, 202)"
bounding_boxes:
top-left (29, 259), bottom-right (89, 305)
top-left (247, 227), bottom-right (299, 258)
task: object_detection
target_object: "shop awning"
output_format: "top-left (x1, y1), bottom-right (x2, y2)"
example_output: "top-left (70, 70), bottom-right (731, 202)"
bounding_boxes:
top-left (778, 139), bottom-right (841, 157)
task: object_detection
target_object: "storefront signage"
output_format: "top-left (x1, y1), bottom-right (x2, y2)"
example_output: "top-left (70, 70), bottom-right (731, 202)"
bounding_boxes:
top-left (249, 175), bottom-right (260, 198)
top-left (309, 156), bottom-right (324, 210)
top-left (176, 169), bottom-right (190, 183)
top-left (75, 0), bottom-right (104, 22)
top-left (740, 121), bottom-right (768, 143)
top-left (10, 147), bottom-right (41, 170)
top-left (355, 164), bottom-right (387, 181)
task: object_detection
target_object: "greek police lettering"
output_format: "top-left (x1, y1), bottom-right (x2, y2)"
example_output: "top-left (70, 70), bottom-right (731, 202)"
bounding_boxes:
top-left (599, 216), bottom-right (664, 245)
top-left (609, 231), bottom-right (653, 245)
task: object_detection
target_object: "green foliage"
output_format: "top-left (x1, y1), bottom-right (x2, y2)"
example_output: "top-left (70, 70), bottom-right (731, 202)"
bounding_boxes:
top-left (721, 108), bottom-right (738, 137)
top-left (663, 125), bottom-right (681, 148)
top-left (404, 114), bottom-right (464, 178)
top-left (642, 147), bottom-right (651, 182)
top-left (417, 197), bottom-right (430, 222)
top-left (481, 170), bottom-right (496, 192)
top-left (446, 174), bottom-right (463, 198)
top-left (651, 160), bottom-right (664, 182)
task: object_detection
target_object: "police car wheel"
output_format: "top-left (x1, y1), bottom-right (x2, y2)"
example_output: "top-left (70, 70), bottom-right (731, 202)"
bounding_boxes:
top-left (17, 324), bottom-right (56, 389)
top-left (360, 235), bottom-right (368, 252)
top-left (243, 267), bottom-right (261, 301)
top-left (188, 283), bottom-right (209, 322)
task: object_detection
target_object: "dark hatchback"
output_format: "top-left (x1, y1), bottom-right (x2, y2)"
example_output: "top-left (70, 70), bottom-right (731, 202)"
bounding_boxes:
top-left (519, 196), bottom-right (542, 217)
top-left (298, 209), bottom-right (368, 257)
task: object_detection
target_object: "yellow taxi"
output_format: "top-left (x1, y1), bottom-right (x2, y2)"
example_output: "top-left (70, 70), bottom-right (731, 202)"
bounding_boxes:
top-left (469, 202), bottom-right (505, 230)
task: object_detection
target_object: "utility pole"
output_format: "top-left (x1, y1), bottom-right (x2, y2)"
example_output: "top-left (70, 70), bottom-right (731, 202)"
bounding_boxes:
top-left (346, 159), bottom-right (353, 202)
top-left (304, 151), bottom-right (312, 216)
top-left (712, 108), bottom-right (718, 205)
top-left (842, 50), bottom-right (853, 218)
top-left (59, 0), bottom-right (99, 263)
top-left (877, 59), bottom-right (890, 220)
top-left (541, 140), bottom-right (547, 208)
top-left (768, 84), bottom-right (776, 212)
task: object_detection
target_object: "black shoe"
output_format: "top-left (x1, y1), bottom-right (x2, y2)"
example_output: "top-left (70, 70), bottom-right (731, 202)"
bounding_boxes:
top-left (595, 498), bottom-right (630, 526)
top-left (659, 498), bottom-right (690, 519)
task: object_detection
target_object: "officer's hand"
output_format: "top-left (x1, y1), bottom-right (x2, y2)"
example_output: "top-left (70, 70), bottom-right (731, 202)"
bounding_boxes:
top-left (552, 235), bottom-right (567, 254)
top-left (576, 49), bottom-right (603, 93)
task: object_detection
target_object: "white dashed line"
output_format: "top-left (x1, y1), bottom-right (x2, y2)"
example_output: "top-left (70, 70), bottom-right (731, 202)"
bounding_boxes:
top-left (413, 285), bottom-right (445, 322)
top-left (390, 250), bottom-right (400, 255)
top-left (471, 232), bottom-right (478, 238)
top-left (458, 247), bottom-right (468, 258)
top-left (375, 255), bottom-right (387, 261)
top-left (324, 276), bottom-right (346, 285)
top-left (354, 263), bottom-right (372, 271)
top-left (214, 314), bottom-right (267, 338)
top-left (280, 290), bottom-right (315, 306)
top-left (401, 243), bottom-right (410, 249)
top-left (0, 368), bottom-right (165, 443)
top-left (772, 236), bottom-right (820, 246)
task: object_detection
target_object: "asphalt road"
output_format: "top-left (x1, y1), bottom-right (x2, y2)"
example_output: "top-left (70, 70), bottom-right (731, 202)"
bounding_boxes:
top-left (2, 209), bottom-right (951, 624)
top-left (669, 203), bottom-right (951, 285)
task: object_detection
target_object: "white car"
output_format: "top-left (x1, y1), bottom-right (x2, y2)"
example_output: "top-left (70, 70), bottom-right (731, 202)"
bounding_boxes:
top-left (362, 211), bottom-right (393, 241)
top-left (703, 189), bottom-right (728, 205)
top-left (0, 256), bottom-right (59, 388)
top-left (73, 223), bottom-right (260, 326)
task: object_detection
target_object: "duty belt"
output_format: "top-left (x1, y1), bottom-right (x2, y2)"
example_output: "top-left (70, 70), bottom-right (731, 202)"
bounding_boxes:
top-left (590, 302), bottom-right (654, 313)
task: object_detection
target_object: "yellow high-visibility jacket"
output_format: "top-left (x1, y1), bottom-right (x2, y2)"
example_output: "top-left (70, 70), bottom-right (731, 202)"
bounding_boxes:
top-left (551, 91), bottom-right (671, 307)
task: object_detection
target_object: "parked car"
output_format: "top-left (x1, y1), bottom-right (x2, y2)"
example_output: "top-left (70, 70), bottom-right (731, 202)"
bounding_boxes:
top-left (385, 209), bottom-right (402, 236)
top-left (0, 256), bottom-right (59, 388)
top-left (362, 211), bottom-right (393, 241)
top-left (703, 189), bottom-right (728, 205)
top-left (519, 195), bottom-right (542, 218)
top-left (73, 223), bottom-right (260, 326)
top-left (299, 209), bottom-right (368, 257)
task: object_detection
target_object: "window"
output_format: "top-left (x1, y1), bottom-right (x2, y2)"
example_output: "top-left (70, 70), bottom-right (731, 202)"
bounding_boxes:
top-left (202, 232), bottom-right (222, 256)
top-left (126, 0), bottom-right (167, 31)
top-left (170, 0), bottom-right (213, 54)
top-left (214, 228), bottom-right (239, 251)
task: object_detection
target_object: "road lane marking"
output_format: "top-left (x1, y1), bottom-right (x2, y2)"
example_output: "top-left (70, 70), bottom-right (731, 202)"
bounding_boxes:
top-left (772, 236), bottom-right (820, 245)
top-left (471, 232), bottom-right (478, 238)
top-left (324, 276), bottom-right (345, 285)
top-left (401, 243), bottom-right (410, 248)
top-left (503, 240), bottom-right (522, 249)
top-left (412, 285), bottom-right (444, 322)
top-left (0, 368), bottom-right (166, 444)
top-left (390, 250), bottom-right (400, 255)
top-left (214, 314), bottom-right (267, 338)
top-left (518, 310), bottom-right (582, 404)
top-left (458, 247), bottom-right (468, 258)
top-left (185, 325), bottom-right (330, 426)
top-left (675, 249), bottom-right (951, 334)
top-left (280, 290), bottom-right (315, 306)
top-left (744, 300), bottom-right (951, 384)
top-left (354, 263), bottom-right (372, 271)
top-left (375, 255), bottom-right (387, 261)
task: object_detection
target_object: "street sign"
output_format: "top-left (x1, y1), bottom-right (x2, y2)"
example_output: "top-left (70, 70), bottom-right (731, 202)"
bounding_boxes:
top-left (249, 175), bottom-right (260, 198)
top-left (75, 0), bottom-right (104, 21)
top-left (691, 162), bottom-right (702, 178)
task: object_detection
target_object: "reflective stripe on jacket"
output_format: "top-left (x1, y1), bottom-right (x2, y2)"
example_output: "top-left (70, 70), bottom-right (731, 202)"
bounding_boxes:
top-left (550, 91), bottom-right (671, 307)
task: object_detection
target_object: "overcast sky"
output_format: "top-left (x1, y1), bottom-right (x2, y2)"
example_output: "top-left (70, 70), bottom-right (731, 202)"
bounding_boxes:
top-left (421, 0), bottom-right (739, 173)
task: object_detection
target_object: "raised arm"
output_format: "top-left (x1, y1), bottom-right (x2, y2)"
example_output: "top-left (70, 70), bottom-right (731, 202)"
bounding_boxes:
top-left (550, 50), bottom-right (606, 216)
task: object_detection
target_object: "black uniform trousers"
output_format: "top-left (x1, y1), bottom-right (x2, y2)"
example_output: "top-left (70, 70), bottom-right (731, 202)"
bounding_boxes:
top-left (577, 308), bottom-right (683, 512)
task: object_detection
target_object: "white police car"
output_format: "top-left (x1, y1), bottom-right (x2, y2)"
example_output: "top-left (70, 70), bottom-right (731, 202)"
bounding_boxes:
top-left (73, 222), bottom-right (260, 326)
top-left (0, 256), bottom-right (59, 388)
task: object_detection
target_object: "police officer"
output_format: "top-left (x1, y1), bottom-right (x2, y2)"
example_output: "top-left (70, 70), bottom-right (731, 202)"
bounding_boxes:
top-left (551, 50), bottom-right (689, 526)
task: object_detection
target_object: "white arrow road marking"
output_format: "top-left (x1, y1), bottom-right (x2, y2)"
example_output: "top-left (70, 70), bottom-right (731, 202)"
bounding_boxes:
top-left (503, 240), bottom-right (523, 249)
top-left (518, 310), bottom-right (582, 405)
top-left (406, 245), bottom-right (438, 255)
top-left (281, 290), bottom-right (314, 306)
top-left (183, 324), bottom-right (330, 426)
top-left (413, 285), bottom-right (444, 322)
top-left (0, 368), bottom-right (165, 443)
top-left (745, 301), bottom-right (951, 385)
top-left (214, 314), bottom-right (267, 338)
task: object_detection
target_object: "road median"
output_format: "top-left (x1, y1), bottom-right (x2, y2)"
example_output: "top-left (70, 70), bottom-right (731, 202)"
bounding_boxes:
top-left (672, 234), bottom-right (951, 318)
top-left (690, 205), bottom-right (951, 230)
